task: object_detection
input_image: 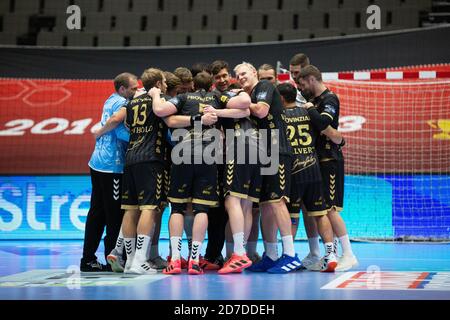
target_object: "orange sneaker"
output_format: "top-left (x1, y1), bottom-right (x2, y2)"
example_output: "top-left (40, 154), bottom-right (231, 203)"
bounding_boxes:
top-left (167, 255), bottom-right (189, 269)
top-left (188, 260), bottom-right (204, 275)
top-left (163, 258), bottom-right (182, 275)
top-left (218, 253), bottom-right (252, 274)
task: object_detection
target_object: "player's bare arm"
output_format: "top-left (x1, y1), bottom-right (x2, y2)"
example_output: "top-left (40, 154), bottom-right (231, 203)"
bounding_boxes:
top-left (204, 105), bottom-right (250, 118)
top-left (225, 91), bottom-right (251, 109)
top-left (148, 87), bottom-right (178, 117)
top-left (249, 102), bottom-right (269, 119)
top-left (93, 107), bottom-right (126, 139)
top-left (321, 126), bottom-right (344, 145)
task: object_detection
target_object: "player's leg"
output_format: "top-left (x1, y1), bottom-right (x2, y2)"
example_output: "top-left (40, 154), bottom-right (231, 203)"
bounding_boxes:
top-left (264, 157), bottom-right (302, 273)
top-left (103, 172), bottom-right (124, 270)
top-left (301, 210), bottom-right (321, 265)
top-left (219, 195), bottom-right (252, 274)
top-left (164, 162), bottom-right (191, 274)
top-left (128, 207), bottom-right (158, 274)
top-left (203, 163), bottom-right (227, 269)
top-left (321, 160), bottom-right (358, 271)
top-left (148, 206), bottom-right (168, 270)
top-left (187, 163), bottom-right (218, 275)
top-left (246, 205), bottom-right (261, 263)
top-left (81, 168), bottom-right (108, 271)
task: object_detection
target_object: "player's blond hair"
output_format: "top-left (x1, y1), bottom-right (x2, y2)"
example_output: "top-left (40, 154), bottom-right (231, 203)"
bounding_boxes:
top-left (233, 62), bottom-right (257, 74)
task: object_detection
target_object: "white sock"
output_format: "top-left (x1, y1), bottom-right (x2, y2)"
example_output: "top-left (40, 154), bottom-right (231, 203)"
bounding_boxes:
top-left (114, 228), bottom-right (124, 255)
top-left (134, 234), bottom-right (151, 264)
top-left (264, 241), bottom-right (278, 261)
top-left (308, 237), bottom-right (321, 258)
top-left (333, 236), bottom-right (339, 256)
top-left (226, 241), bottom-right (233, 258)
top-left (324, 242), bottom-right (334, 257)
top-left (339, 234), bottom-right (354, 257)
top-left (170, 236), bottom-right (182, 260)
top-left (232, 232), bottom-right (246, 256)
top-left (190, 241), bottom-right (202, 262)
top-left (246, 241), bottom-right (257, 256)
top-left (281, 235), bottom-right (295, 257)
top-left (124, 237), bottom-right (136, 263)
top-left (149, 244), bottom-right (159, 259)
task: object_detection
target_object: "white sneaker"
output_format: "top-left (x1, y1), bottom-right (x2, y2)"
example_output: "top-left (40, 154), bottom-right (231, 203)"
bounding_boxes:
top-left (124, 256), bottom-right (134, 273)
top-left (335, 254), bottom-right (359, 272)
top-left (320, 253), bottom-right (338, 272)
top-left (107, 249), bottom-right (125, 273)
top-left (306, 257), bottom-right (324, 271)
top-left (301, 253), bottom-right (321, 269)
top-left (128, 261), bottom-right (157, 275)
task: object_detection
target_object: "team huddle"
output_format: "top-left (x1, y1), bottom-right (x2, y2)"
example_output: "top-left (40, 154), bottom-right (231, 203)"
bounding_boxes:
top-left (81, 53), bottom-right (359, 276)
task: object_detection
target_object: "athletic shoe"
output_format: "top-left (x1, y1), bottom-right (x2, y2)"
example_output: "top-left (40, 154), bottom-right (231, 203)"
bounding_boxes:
top-left (248, 252), bottom-right (262, 264)
top-left (149, 256), bottom-right (168, 271)
top-left (163, 258), bottom-right (182, 275)
top-left (199, 255), bottom-right (223, 270)
top-left (246, 253), bottom-right (278, 272)
top-left (80, 259), bottom-right (108, 272)
top-left (128, 261), bottom-right (157, 275)
top-left (266, 254), bottom-right (303, 274)
top-left (188, 260), bottom-right (204, 275)
top-left (218, 253), bottom-right (252, 274)
top-left (306, 258), bottom-right (323, 271)
top-left (335, 254), bottom-right (359, 272)
top-left (320, 253), bottom-right (338, 272)
top-left (301, 253), bottom-right (321, 270)
top-left (167, 255), bottom-right (188, 269)
top-left (124, 256), bottom-right (134, 273)
top-left (107, 249), bottom-right (125, 273)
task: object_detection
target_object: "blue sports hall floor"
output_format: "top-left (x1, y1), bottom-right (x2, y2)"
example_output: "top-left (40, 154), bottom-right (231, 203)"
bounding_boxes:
top-left (0, 240), bottom-right (449, 300)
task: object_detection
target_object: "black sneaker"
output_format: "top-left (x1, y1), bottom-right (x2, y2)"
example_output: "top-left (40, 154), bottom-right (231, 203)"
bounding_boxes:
top-left (80, 259), bottom-right (108, 272)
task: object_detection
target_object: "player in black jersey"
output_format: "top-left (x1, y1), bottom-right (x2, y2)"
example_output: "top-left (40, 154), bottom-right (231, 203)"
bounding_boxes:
top-left (150, 71), bottom-right (250, 275)
top-left (234, 62), bottom-right (302, 274)
top-left (204, 68), bottom-right (258, 274)
top-left (200, 60), bottom-right (233, 270)
top-left (298, 65), bottom-right (358, 271)
top-left (278, 82), bottom-right (338, 272)
top-left (94, 68), bottom-right (169, 274)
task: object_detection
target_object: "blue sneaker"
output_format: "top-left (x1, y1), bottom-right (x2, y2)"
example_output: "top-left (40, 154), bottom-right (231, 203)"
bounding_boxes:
top-left (267, 254), bottom-right (303, 274)
top-left (246, 253), bottom-right (277, 272)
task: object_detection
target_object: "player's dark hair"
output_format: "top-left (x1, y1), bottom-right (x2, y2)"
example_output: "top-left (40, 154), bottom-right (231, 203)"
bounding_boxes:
top-left (191, 62), bottom-right (211, 77)
top-left (209, 60), bottom-right (229, 76)
top-left (277, 83), bottom-right (297, 103)
top-left (298, 65), bottom-right (322, 82)
top-left (289, 53), bottom-right (310, 67)
top-left (258, 63), bottom-right (277, 77)
top-left (194, 71), bottom-right (213, 91)
top-left (164, 71), bottom-right (181, 92)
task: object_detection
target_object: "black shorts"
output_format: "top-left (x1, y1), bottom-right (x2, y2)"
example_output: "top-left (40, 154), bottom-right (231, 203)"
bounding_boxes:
top-left (223, 159), bottom-right (261, 203)
top-left (320, 159), bottom-right (344, 212)
top-left (168, 162), bottom-right (218, 214)
top-left (260, 155), bottom-right (291, 204)
top-left (288, 177), bottom-right (328, 218)
top-left (121, 161), bottom-right (166, 210)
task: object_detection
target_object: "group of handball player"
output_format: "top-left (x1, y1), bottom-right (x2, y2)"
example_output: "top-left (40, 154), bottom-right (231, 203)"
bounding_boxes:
top-left (81, 53), bottom-right (359, 276)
